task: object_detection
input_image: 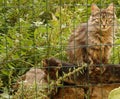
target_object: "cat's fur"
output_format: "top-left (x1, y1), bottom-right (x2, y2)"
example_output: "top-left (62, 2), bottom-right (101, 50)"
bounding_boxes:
top-left (67, 3), bottom-right (117, 65)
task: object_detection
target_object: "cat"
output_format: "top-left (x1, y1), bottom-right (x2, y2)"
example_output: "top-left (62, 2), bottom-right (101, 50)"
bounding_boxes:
top-left (67, 3), bottom-right (117, 66)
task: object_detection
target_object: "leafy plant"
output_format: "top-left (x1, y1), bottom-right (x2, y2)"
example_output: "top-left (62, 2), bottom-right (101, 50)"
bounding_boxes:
top-left (0, 0), bottom-right (120, 98)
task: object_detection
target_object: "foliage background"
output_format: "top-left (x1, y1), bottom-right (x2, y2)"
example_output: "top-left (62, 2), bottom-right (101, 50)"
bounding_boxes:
top-left (0, 0), bottom-right (120, 98)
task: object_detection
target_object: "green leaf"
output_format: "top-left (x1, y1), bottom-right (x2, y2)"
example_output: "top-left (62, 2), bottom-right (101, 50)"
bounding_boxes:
top-left (108, 87), bottom-right (120, 99)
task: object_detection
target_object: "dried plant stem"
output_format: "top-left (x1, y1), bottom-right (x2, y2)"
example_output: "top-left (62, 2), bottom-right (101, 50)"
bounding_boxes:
top-left (47, 64), bottom-right (87, 96)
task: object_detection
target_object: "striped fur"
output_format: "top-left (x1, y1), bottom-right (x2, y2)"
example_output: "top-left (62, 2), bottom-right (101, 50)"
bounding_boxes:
top-left (67, 3), bottom-right (117, 65)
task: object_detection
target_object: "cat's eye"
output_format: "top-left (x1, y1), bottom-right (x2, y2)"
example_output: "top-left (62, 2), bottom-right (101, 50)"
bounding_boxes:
top-left (109, 19), bottom-right (113, 22)
top-left (95, 19), bottom-right (99, 23)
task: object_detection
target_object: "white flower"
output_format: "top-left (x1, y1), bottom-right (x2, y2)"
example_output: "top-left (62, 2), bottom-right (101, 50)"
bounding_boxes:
top-left (19, 18), bottom-right (24, 22)
top-left (33, 21), bottom-right (43, 27)
top-left (15, 39), bottom-right (19, 43)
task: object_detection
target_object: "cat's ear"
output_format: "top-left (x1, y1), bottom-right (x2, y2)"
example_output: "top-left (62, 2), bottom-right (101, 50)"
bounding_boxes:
top-left (91, 4), bottom-right (100, 14)
top-left (107, 3), bottom-right (114, 13)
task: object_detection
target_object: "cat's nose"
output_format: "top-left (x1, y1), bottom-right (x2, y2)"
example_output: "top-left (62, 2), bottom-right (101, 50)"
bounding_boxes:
top-left (103, 25), bottom-right (106, 28)
top-left (102, 22), bottom-right (106, 28)
top-left (102, 24), bottom-right (106, 28)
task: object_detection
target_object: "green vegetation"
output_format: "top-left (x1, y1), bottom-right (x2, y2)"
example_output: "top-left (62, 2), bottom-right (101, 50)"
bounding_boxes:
top-left (0, 0), bottom-right (120, 98)
top-left (108, 87), bottom-right (120, 99)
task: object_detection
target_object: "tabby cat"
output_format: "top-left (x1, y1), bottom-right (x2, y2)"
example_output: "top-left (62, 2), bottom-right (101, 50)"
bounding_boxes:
top-left (67, 3), bottom-right (117, 65)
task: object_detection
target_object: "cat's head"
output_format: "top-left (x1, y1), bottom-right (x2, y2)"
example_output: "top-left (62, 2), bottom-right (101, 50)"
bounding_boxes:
top-left (90, 3), bottom-right (116, 31)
